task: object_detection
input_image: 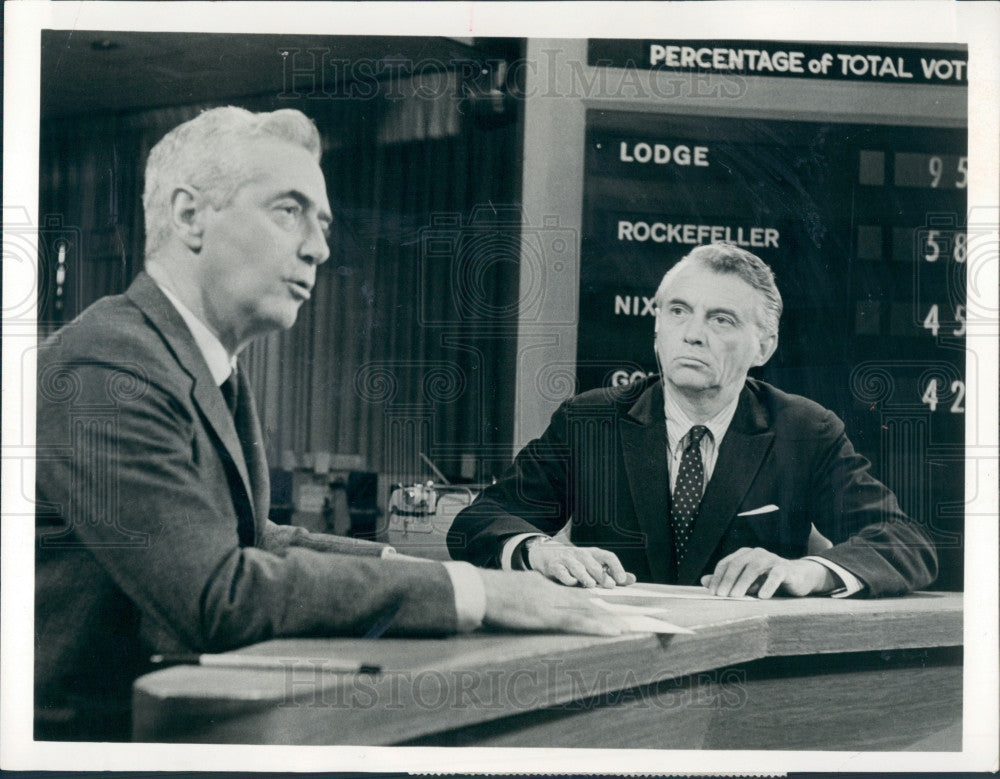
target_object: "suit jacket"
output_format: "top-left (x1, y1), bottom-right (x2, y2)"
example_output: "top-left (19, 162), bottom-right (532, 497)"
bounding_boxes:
top-left (35, 273), bottom-right (460, 740)
top-left (448, 376), bottom-right (937, 595)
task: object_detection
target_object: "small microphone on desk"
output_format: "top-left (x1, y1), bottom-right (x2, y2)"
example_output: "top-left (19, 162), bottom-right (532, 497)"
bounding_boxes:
top-left (149, 653), bottom-right (381, 675)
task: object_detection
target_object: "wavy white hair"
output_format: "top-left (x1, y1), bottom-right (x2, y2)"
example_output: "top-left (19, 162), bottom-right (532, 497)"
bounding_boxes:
top-left (654, 242), bottom-right (783, 336)
top-left (142, 106), bottom-right (321, 258)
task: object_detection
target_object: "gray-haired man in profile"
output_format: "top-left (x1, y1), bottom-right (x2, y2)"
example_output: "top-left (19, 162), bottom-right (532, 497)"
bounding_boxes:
top-left (35, 106), bottom-right (625, 741)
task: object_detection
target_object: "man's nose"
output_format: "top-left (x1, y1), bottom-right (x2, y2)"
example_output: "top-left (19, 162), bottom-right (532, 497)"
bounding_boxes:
top-left (682, 314), bottom-right (706, 343)
top-left (300, 217), bottom-right (331, 265)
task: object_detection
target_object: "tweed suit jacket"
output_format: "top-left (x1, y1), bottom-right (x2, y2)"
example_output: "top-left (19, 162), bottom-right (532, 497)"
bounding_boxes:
top-left (448, 376), bottom-right (937, 595)
top-left (35, 273), bottom-right (460, 739)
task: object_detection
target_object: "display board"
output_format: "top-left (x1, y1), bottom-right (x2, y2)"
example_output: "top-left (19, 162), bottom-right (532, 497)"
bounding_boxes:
top-left (579, 110), bottom-right (966, 589)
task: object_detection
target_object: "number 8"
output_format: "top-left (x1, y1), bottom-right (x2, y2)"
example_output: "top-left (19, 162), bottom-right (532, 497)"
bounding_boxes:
top-left (954, 232), bottom-right (966, 263)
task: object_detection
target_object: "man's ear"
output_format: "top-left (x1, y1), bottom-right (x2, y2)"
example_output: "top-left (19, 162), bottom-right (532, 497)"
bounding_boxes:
top-left (170, 186), bottom-right (207, 251)
top-left (752, 331), bottom-right (778, 367)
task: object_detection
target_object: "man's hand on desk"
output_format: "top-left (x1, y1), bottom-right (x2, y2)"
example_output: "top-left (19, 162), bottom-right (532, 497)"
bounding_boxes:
top-left (479, 569), bottom-right (629, 636)
top-left (701, 547), bottom-right (838, 599)
top-left (525, 538), bottom-right (637, 589)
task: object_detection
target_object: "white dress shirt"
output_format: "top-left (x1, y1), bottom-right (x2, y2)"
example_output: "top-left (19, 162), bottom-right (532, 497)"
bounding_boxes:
top-left (502, 381), bottom-right (863, 597)
top-left (155, 281), bottom-right (486, 629)
top-left (664, 388), bottom-right (739, 494)
top-left (158, 285), bottom-right (236, 384)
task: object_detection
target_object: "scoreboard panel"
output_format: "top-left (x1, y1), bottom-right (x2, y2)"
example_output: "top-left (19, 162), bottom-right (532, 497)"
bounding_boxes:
top-left (579, 110), bottom-right (966, 590)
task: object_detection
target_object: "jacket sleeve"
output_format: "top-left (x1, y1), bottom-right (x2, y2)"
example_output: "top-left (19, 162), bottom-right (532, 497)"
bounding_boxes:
top-left (807, 410), bottom-right (938, 596)
top-left (38, 357), bottom-right (460, 653)
top-left (261, 520), bottom-right (390, 557)
top-left (448, 401), bottom-right (574, 568)
top-left (447, 401), bottom-right (576, 567)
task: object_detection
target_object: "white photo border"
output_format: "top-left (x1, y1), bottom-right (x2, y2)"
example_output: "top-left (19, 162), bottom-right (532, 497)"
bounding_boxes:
top-left (3, 1), bottom-right (997, 773)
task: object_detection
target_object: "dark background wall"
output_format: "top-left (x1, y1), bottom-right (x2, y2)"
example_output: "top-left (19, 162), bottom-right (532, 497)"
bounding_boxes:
top-left (38, 32), bottom-right (526, 484)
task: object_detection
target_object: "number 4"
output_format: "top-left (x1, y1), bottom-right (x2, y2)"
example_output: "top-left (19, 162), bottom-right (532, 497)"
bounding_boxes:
top-left (923, 304), bottom-right (940, 337)
top-left (922, 379), bottom-right (938, 412)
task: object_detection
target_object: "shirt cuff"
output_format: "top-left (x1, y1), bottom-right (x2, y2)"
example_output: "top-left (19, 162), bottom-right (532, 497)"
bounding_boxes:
top-left (442, 561), bottom-right (486, 631)
top-left (805, 555), bottom-right (866, 598)
top-left (500, 533), bottom-right (549, 571)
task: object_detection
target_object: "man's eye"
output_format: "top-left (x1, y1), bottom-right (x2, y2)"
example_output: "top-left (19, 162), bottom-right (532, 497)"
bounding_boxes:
top-left (712, 315), bottom-right (735, 327)
top-left (669, 306), bottom-right (686, 317)
top-left (272, 205), bottom-right (304, 230)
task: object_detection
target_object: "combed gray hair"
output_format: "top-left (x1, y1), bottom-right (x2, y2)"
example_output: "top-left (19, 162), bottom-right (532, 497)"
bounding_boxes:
top-left (654, 242), bottom-right (783, 336)
top-left (142, 106), bottom-right (322, 258)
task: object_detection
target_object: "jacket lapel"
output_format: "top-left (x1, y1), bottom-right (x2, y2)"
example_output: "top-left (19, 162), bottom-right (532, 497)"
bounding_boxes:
top-left (676, 386), bottom-right (774, 584)
top-left (125, 273), bottom-right (260, 540)
top-left (620, 382), bottom-right (674, 583)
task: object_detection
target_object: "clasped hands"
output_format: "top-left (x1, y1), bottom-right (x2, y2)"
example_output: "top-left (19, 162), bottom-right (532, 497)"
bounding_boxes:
top-left (525, 539), bottom-right (836, 598)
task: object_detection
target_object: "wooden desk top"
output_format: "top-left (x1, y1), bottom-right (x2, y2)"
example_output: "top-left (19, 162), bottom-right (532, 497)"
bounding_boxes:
top-left (132, 590), bottom-right (962, 744)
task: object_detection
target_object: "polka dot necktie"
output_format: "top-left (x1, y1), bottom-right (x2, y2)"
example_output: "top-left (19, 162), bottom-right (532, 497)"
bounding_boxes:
top-left (671, 425), bottom-right (709, 563)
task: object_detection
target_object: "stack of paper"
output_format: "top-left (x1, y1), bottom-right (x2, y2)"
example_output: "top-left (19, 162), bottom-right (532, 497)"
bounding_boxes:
top-left (598, 583), bottom-right (754, 602)
top-left (591, 584), bottom-right (753, 634)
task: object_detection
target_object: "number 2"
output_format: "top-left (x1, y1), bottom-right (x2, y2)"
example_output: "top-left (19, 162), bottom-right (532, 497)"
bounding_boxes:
top-left (950, 381), bottom-right (965, 413)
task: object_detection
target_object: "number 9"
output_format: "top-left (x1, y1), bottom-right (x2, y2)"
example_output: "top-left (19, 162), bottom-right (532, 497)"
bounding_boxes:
top-left (928, 156), bottom-right (943, 188)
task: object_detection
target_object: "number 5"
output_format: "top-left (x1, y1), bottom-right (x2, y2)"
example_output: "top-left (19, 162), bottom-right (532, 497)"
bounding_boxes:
top-left (954, 305), bottom-right (966, 337)
top-left (924, 230), bottom-right (940, 262)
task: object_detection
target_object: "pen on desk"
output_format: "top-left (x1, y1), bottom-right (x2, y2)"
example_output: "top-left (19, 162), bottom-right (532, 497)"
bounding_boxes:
top-left (149, 653), bottom-right (381, 675)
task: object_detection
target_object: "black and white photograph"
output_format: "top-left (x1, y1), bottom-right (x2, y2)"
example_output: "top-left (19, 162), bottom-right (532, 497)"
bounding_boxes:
top-left (2, 2), bottom-right (997, 774)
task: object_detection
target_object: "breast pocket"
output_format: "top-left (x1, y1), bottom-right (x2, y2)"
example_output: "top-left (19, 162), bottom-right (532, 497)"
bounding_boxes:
top-left (738, 506), bottom-right (802, 558)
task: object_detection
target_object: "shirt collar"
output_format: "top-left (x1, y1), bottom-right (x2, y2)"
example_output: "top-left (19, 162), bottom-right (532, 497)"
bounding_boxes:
top-left (156, 283), bottom-right (236, 386)
top-left (663, 383), bottom-right (741, 453)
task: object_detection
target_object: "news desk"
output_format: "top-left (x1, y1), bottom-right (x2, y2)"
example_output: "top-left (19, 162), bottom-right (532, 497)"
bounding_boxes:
top-left (132, 589), bottom-right (962, 750)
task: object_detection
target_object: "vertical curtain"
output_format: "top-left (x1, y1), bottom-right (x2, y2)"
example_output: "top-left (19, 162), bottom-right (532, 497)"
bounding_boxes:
top-left (39, 103), bottom-right (216, 334)
top-left (39, 68), bottom-right (522, 483)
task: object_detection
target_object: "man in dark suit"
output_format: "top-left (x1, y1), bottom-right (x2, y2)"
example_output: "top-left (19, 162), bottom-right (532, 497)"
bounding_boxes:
top-left (34, 107), bottom-right (623, 741)
top-left (448, 243), bottom-right (937, 599)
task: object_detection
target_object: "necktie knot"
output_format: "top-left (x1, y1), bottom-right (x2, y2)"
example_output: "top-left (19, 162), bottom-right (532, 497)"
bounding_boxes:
top-left (686, 425), bottom-right (709, 449)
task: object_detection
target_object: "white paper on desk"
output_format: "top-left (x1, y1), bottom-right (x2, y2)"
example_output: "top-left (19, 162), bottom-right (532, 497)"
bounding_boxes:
top-left (619, 615), bottom-right (695, 634)
top-left (590, 598), bottom-right (694, 634)
top-left (591, 599), bottom-right (675, 616)
top-left (596, 584), bottom-right (754, 601)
